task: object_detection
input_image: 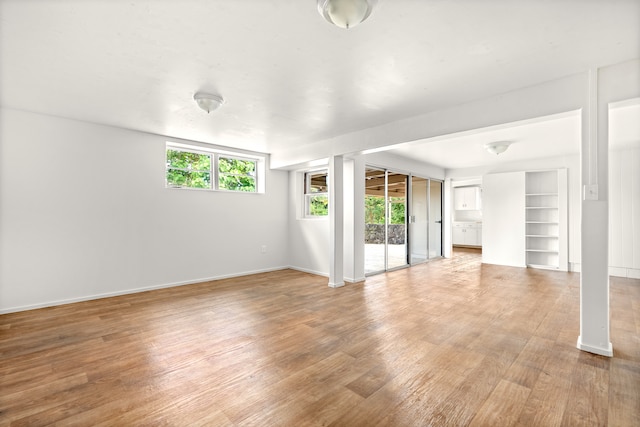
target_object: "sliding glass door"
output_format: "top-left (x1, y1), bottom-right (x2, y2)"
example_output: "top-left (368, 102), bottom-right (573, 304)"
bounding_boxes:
top-left (386, 171), bottom-right (409, 270)
top-left (429, 179), bottom-right (443, 258)
top-left (364, 168), bottom-right (390, 275)
top-left (365, 168), bottom-right (443, 275)
top-left (410, 176), bottom-right (428, 264)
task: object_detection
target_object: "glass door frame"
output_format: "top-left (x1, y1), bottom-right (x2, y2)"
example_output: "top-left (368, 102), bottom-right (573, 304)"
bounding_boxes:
top-left (428, 178), bottom-right (444, 260)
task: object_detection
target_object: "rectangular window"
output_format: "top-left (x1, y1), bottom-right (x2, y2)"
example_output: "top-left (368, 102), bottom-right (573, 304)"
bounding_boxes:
top-left (166, 149), bottom-right (212, 189)
top-left (166, 144), bottom-right (263, 193)
top-left (305, 170), bottom-right (328, 217)
top-left (218, 156), bottom-right (257, 192)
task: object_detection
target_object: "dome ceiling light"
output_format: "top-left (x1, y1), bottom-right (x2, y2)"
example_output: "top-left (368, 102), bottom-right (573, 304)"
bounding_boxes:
top-left (485, 141), bottom-right (513, 155)
top-left (194, 92), bottom-right (224, 113)
top-left (317, 0), bottom-right (378, 29)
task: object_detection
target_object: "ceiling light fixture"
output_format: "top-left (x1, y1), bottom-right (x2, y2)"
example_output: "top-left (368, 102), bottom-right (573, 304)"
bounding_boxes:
top-left (484, 141), bottom-right (512, 155)
top-left (194, 92), bottom-right (224, 113)
top-left (317, 0), bottom-right (378, 29)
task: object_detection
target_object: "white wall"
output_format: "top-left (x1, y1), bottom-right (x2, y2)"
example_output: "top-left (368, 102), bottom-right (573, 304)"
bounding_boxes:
top-left (287, 170), bottom-right (330, 277)
top-left (362, 152), bottom-right (445, 180)
top-left (609, 146), bottom-right (640, 278)
top-left (0, 109), bottom-right (289, 313)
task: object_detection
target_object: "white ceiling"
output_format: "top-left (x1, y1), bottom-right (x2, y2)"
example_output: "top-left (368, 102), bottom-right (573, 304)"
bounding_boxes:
top-left (1, 0), bottom-right (639, 169)
top-left (386, 101), bottom-right (640, 170)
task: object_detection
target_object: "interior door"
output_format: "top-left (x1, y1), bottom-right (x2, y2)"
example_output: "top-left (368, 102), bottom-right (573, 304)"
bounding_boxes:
top-left (429, 180), bottom-right (443, 257)
top-left (410, 176), bottom-right (428, 264)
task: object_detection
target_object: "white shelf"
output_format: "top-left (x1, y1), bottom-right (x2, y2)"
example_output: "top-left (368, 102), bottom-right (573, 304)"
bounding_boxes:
top-left (525, 170), bottom-right (565, 270)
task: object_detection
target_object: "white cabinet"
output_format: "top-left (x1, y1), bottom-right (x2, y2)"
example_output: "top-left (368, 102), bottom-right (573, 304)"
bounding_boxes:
top-left (454, 186), bottom-right (481, 210)
top-left (453, 223), bottom-right (482, 246)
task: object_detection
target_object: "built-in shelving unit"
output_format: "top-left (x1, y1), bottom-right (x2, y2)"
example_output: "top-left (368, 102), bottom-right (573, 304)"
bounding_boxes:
top-left (525, 170), bottom-right (567, 270)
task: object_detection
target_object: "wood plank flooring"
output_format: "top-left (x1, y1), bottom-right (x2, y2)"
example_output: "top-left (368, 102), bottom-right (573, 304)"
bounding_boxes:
top-left (1, 249), bottom-right (639, 426)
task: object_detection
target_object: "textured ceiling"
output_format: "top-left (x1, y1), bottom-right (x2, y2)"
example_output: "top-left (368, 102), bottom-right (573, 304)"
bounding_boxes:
top-left (1, 0), bottom-right (639, 167)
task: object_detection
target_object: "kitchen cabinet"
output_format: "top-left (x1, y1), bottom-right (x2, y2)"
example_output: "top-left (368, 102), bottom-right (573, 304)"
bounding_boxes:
top-left (453, 223), bottom-right (482, 246)
top-left (454, 186), bottom-right (481, 210)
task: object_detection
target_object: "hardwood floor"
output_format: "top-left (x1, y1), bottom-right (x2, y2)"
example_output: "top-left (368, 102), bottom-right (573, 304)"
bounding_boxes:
top-left (1, 249), bottom-right (639, 426)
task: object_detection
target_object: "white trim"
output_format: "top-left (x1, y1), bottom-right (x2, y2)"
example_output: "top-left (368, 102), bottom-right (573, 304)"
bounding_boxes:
top-left (569, 263), bottom-right (639, 279)
top-left (287, 266), bottom-right (329, 278)
top-left (328, 281), bottom-right (345, 288)
top-left (0, 266), bottom-right (289, 314)
top-left (577, 336), bottom-right (613, 357)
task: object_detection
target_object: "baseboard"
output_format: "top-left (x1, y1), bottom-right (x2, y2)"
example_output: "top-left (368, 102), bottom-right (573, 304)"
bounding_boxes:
top-left (287, 266), bottom-right (365, 285)
top-left (569, 263), bottom-right (639, 279)
top-left (287, 265), bottom-right (329, 278)
top-left (576, 336), bottom-right (613, 357)
top-left (0, 266), bottom-right (290, 314)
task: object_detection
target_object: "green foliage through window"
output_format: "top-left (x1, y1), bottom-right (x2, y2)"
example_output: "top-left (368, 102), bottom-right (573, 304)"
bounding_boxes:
top-left (308, 195), bottom-right (329, 216)
top-left (365, 195), bottom-right (405, 224)
top-left (166, 149), bottom-right (211, 189)
top-left (218, 157), bottom-right (257, 192)
top-left (305, 170), bottom-right (329, 216)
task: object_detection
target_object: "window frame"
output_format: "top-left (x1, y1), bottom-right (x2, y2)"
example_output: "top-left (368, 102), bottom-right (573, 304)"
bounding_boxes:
top-left (166, 143), bottom-right (264, 194)
top-left (304, 169), bottom-right (329, 218)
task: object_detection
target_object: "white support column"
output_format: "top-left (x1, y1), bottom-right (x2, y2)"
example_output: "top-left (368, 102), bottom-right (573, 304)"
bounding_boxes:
top-left (328, 155), bottom-right (345, 288)
top-left (577, 68), bottom-right (612, 357)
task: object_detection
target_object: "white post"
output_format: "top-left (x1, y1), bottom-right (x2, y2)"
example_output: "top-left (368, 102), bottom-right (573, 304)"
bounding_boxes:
top-left (577, 68), bottom-right (612, 357)
top-left (329, 155), bottom-right (345, 288)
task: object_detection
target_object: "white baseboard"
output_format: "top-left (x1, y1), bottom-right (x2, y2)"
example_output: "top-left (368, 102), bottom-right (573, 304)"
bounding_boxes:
top-left (287, 266), bottom-right (365, 285)
top-left (1, 266), bottom-right (289, 314)
top-left (287, 265), bottom-right (329, 278)
top-left (570, 263), bottom-right (640, 280)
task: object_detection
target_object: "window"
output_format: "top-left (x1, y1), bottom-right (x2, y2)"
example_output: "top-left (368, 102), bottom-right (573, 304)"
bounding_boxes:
top-left (218, 156), bottom-right (257, 192)
top-left (166, 149), bottom-right (212, 189)
top-left (305, 170), bottom-right (328, 217)
top-left (166, 144), bottom-right (263, 193)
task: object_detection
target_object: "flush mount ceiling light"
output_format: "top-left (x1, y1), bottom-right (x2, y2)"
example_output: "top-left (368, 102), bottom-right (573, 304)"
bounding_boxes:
top-left (194, 92), bottom-right (224, 113)
top-left (484, 141), bottom-right (512, 155)
top-left (317, 0), bottom-right (378, 29)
